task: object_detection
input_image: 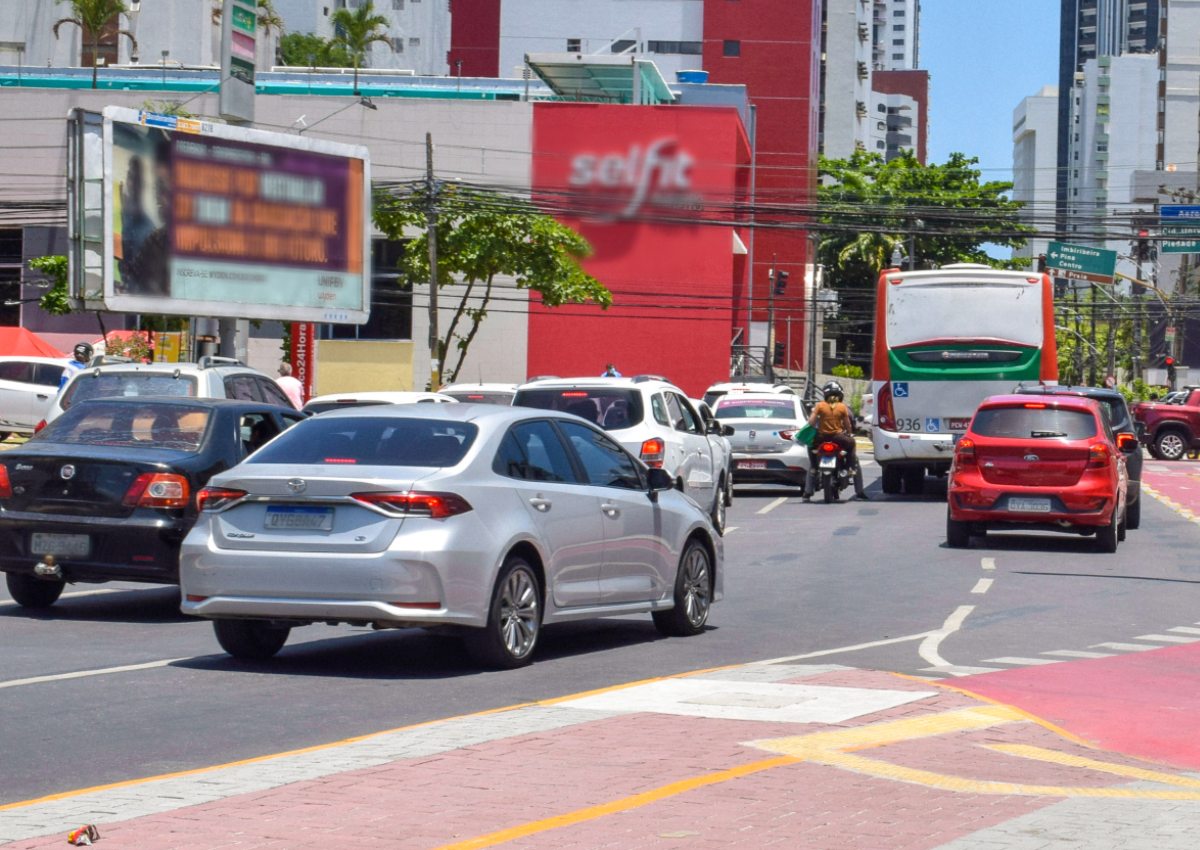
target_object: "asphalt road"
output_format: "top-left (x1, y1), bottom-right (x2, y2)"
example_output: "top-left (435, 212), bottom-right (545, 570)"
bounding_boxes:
top-left (2, 461), bottom-right (1197, 804)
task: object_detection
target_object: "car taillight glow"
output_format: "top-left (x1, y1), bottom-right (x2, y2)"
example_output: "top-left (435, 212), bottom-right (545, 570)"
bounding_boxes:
top-left (196, 486), bottom-right (248, 512)
top-left (640, 438), bottom-right (666, 467)
top-left (1087, 443), bottom-right (1111, 469)
top-left (561, 391), bottom-right (589, 398)
top-left (0, 464), bottom-right (10, 499)
top-left (779, 429), bottom-right (798, 441)
top-left (352, 491), bottom-right (473, 518)
top-left (123, 473), bottom-right (190, 508)
top-left (877, 383), bottom-right (896, 431)
top-left (954, 437), bottom-right (977, 465)
top-left (1023, 402), bottom-right (1047, 409)
top-left (33, 419), bottom-right (46, 434)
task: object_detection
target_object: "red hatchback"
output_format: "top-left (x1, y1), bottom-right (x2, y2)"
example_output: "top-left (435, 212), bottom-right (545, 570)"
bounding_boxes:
top-left (947, 394), bottom-right (1134, 552)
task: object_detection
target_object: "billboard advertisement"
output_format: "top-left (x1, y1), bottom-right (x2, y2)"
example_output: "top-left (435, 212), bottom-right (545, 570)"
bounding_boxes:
top-left (68, 106), bottom-right (370, 324)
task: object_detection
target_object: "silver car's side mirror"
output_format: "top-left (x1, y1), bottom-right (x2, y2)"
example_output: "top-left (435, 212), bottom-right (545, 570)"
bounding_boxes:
top-left (646, 467), bottom-right (674, 501)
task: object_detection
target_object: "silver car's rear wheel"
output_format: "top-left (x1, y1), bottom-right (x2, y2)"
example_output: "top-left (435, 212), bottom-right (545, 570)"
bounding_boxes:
top-left (213, 619), bottom-right (290, 660)
top-left (466, 557), bottom-right (541, 669)
top-left (653, 540), bottom-right (712, 637)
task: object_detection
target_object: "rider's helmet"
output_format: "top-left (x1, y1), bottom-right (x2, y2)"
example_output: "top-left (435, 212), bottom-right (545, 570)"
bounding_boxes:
top-left (822, 380), bottom-right (844, 402)
top-left (72, 342), bottom-right (94, 364)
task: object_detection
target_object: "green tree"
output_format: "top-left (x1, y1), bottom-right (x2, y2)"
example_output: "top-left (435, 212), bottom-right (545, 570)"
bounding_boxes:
top-left (54, 0), bottom-right (138, 89)
top-left (27, 256), bottom-right (71, 317)
top-left (329, 1), bottom-right (391, 95)
top-left (375, 184), bottom-right (613, 384)
top-left (818, 150), bottom-right (1033, 370)
top-left (279, 32), bottom-right (352, 68)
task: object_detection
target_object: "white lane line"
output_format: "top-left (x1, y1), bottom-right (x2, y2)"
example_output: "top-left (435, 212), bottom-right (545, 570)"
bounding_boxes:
top-left (756, 496), bottom-right (788, 515)
top-left (1091, 642), bottom-right (1158, 652)
top-left (970, 578), bottom-right (993, 595)
top-left (918, 605), bottom-right (975, 668)
top-left (1043, 649), bottom-right (1114, 659)
top-left (752, 631), bottom-right (932, 665)
top-left (724, 526), bottom-right (739, 534)
top-left (982, 657), bottom-right (1063, 666)
top-left (1169, 626), bottom-right (1200, 635)
top-left (0, 658), bottom-right (188, 691)
top-left (980, 557), bottom-right (996, 571)
top-left (1134, 634), bottom-right (1200, 644)
top-left (920, 665), bottom-right (1002, 677)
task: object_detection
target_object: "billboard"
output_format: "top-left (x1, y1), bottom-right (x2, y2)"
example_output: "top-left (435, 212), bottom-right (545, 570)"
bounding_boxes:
top-left (67, 106), bottom-right (371, 324)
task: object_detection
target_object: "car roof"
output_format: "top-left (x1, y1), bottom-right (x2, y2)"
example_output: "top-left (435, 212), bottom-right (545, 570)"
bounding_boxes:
top-left (516, 376), bottom-right (676, 390)
top-left (69, 395), bottom-right (293, 411)
top-left (1014, 384), bottom-right (1126, 402)
top-left (309, 401), bottom-right (593, 425)
top-left (713, 392), bottom-right (800, 403)
top-left (304, 391), bottom-right (457, 404)
top-left (706, 381), bottom-right (794, 393)
top-left (440, 382), bottom-right (517, 392)
top-left (980, 393), bottom-right (1101, 411)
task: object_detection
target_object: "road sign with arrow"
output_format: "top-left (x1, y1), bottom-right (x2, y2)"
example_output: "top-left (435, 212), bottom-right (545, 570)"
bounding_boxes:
top-left (1045, 241), bottom-right (1117, 285)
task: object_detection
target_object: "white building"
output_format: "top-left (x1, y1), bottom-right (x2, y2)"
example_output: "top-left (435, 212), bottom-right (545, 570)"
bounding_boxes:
top-left (1011, 86), bottom-right (1059, 264)
top-left (867, 89), bottom-right (917, 159)
top-left (821, 0), bottom-right (874, 157)
top-left (498, 0), bottom-right (703, 83)
top-left (872, 0), bottom-right (919, 71)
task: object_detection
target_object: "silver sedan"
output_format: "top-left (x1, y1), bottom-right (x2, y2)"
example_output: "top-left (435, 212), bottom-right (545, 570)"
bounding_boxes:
top-left (180, 405), bottom-right (723, 668)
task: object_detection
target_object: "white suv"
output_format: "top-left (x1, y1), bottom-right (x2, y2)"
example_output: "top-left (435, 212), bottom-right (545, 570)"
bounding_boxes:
top-left (0, 355), bottom-right (71, 440)
top-left (44, 356), bottom-right (294, 428)
top-left (513, 376), bottom-right (732, 532)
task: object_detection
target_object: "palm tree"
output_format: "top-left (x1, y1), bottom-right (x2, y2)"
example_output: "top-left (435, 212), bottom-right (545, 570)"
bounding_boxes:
top-left (329, 2), bottom-right (391, 95)
top-left (54, 0), bottom-right (138, 89)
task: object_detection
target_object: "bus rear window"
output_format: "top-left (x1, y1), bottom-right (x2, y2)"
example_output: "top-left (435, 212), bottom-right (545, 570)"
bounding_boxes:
top-left (972, 407), bottom-right (1097, 440)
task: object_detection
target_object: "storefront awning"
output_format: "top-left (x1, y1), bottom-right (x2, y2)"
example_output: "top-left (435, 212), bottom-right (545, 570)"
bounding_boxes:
top-left (524, 53), bottom-right (675, 105)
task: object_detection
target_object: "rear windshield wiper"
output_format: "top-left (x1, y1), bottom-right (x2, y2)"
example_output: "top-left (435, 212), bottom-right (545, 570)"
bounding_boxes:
top-left (1030, 430), bottom-right (1068, 438)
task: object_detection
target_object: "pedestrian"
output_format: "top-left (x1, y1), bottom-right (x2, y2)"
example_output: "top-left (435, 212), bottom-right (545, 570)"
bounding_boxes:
top-left (275, 362), bottom-right (304, 409)
top-left (601, 362), bottom-right (622, 377)
top-left (59, 341), bottom-right (94, 392)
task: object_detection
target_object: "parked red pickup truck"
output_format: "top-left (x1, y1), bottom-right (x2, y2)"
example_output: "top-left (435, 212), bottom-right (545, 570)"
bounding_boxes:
top-left (1132, 386), bottom-right (1200, 460)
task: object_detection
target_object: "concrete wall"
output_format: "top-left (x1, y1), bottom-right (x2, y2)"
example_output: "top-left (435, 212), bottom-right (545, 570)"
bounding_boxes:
top-left (315, 339), bottom-right (414, 394)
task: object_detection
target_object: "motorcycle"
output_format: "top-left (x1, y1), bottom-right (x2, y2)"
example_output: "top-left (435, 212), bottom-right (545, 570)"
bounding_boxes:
top-left (813, 439), bottom-right (853, 503)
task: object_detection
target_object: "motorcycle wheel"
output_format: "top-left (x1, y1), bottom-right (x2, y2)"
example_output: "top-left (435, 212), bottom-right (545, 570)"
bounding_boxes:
top-left (823, 475), bottom-right (836, 504)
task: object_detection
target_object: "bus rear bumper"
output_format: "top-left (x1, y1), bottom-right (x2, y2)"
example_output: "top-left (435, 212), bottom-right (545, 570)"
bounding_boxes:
top-left (872, 429), bottom-right (958, 465)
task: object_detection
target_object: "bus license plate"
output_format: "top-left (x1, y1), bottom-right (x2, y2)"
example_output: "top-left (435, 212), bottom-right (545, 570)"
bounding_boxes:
top-left (1008, 498), bottom-right (1051, 513)
top-left (30, 533), bottom-right (90, 558)
top-left (265, 506), bottom-right (334, 530)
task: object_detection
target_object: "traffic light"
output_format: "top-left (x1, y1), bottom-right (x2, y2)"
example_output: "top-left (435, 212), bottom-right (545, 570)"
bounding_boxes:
top-left (1166, 356), bottom-right (1177, 387)
top-left (773, 341), bottom-right (785, 366)
top-left (1135, 229), bottom-right (1151, 262)
top-left (773, 270), bottom-right (789, 296)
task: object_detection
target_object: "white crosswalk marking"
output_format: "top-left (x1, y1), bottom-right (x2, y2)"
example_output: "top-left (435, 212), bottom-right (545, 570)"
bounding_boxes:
top-left (1043, 650), bottom-right (1114, 659)
top-left (1134, 634), bottom-right (1200, 643)
top-left (1170, 626), bottom-right (1200, 635)
top-left (982, 657), bottom-right (1063, 666)
top-left (920, 665), bottom-right (1002, 677)
top-left (1091, 642), bottom-right (1158, 652)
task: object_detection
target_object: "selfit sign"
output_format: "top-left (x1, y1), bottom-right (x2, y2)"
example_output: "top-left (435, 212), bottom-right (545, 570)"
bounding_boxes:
top-left (567, 138), bottom-right (697, 219)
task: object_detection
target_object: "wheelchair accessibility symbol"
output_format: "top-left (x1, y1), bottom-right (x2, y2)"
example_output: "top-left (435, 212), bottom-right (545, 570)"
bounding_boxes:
top-left (925, 418), bottom-right (940, 433)
top-left (892, 382), bottom-right (909, 398)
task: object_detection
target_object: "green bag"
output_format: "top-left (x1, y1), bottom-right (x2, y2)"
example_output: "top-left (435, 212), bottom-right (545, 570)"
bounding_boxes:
top-left (795, 422), bottom-right (818, 446)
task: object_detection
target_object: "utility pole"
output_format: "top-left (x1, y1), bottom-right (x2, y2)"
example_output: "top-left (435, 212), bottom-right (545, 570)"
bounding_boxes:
top-left (1132, 250), bottom-right (1143, 382)
top-left (1088, 285), bottom-right (1098, 386)
top-left (425, 132), bottom-right (439, 390)
top-left (766, 257), bottom-right (777, 381)
top-left (807, 266), bottom-right (819, 397)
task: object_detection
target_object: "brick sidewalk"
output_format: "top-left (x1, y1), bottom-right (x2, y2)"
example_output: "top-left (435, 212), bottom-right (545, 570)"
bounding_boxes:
top-left (4, 661), bottom-right (1200, 849)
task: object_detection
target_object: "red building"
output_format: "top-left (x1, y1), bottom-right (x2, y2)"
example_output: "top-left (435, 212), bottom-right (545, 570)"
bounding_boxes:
top-left (872, 70), bottom-right (930, 164)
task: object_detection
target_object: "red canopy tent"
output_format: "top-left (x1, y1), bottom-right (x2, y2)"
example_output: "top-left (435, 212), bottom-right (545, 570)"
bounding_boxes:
top-left (0, 327), bottom-right (66, 358)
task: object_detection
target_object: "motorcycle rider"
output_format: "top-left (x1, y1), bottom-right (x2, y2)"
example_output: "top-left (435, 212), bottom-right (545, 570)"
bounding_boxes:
top-left (803, 380), bottom-right (868, 501)
top-left (58, 341), bottom-right (94, 392)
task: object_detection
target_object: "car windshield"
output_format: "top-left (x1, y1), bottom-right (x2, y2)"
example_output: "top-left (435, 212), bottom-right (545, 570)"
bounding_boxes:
top-left (972, 406), bottom-right (1097, 440)
top-left (442, 391), bottom-right (515, 405)
top-left (713, 398), bottom-right (798, 420)
top-left (513, 388), bottom-right (644, 430)
top-left (251, 416), bottom-right (478, 466)
top-left (38, 400), bottom-right (211, 451)
top-left (61, 373), bottom-right (198, 410)
top-left (303, 399), bottom-right (395, 415)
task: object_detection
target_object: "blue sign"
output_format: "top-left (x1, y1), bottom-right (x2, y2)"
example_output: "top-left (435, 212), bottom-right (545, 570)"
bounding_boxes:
top-left (892, 382), bottom-right (909, 398)
top-left (925, 417), bottom-right (941, 433)
top-left (1160, 205), bottom-right (1200, 220)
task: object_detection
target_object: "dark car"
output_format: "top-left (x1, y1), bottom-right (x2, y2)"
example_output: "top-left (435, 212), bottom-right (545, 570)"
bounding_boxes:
top-left (1014, 384), bottom-right (1143, 530)
top-left (0, 397), bottom-right (305, 608)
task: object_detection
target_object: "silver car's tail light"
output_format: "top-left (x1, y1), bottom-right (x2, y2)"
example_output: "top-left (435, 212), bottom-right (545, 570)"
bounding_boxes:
top-left (196, 487), bottom-right (248, 512)
top-left (351, 491), bottom-right (473, 518)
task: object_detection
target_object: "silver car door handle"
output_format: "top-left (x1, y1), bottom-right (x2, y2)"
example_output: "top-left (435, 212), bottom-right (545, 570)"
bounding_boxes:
top-left (601, 502), bottom-right (620, 517)
top-left (529, 497), bottom-right (552, 512)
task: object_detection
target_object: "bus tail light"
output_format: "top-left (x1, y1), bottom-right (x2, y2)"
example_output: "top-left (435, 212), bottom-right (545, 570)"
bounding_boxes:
top-left (877, 383), bottom-right (896, 431)
top-left (640, 438), bottom-right (666, 467)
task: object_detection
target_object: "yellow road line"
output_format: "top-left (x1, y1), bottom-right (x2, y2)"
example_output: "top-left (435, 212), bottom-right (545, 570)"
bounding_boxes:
top-left (429, 755), bottom-right (800, 850)
top-left (987, 744), bottom-right (1200, 789)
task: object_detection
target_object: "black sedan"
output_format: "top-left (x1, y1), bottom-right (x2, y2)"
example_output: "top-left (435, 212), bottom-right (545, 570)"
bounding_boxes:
top-left (0, 397), bottom-right (305, 608)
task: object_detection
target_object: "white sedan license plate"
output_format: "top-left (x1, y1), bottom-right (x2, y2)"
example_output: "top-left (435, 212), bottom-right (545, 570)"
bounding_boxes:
top-left (1008, 498), bottom-right (1051, 513)
top-left (739, 460), bottom-right (767, 470)
top-left (265, 506), bottom-right (334, 530)
top-left (30, 533), bottom-right (90, 558)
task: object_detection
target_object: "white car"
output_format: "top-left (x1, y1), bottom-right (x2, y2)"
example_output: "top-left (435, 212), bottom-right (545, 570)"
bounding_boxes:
top-left (693, 399), bottom-right (735, 510)
top-left (713, 392), bottom-right (812, 486)
top-left (303, 390), bottom-right (457, 414)
top-left (703, 379), bottom-right (797, 408)
top-left (46, 356), bottom-right (292, 428)
top-left (513, 376), bottom-right (731, 532)
top-left (438, 383), bottom-right (517, 405)
top-left (0, 356), bottom-right (71, 439)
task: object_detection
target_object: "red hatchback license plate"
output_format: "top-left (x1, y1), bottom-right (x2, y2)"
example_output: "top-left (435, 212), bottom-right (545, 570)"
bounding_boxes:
top-left (739, 460), bottom-right (767, 469)
top-left (1008, 497), bottom-right (1052, 513)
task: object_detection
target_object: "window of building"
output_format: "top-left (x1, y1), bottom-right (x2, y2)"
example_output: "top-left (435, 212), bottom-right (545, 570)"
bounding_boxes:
top-left (876, 140), bottom-right (886, 149)
top-left (610, 39), bottom-right (637, 53)
top-left (391, 37), bottom-right (404, 52)
top-left (892, 52), bottom-right (904, 59)
top-left (567, 38), bottom-right (581, 52)
top-left (723, 39), bottom-right (740, 57)
top-left (408, 37), bottom-right (420, 47)
top-left (392, 0), bottom-right (403, 7)
top-left (647, 40), bottom-right (703, 55)
top-left (893, 23), bottom-right (905, 31)
top-left (892, 38), bottom-right (905, 45)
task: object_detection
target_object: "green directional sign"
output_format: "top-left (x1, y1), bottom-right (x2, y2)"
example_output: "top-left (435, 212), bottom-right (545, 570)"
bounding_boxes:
top-left (1161, 224), bottom-right (1200, 254)
top-left (1045, 241), bottom-right (1118, 285)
